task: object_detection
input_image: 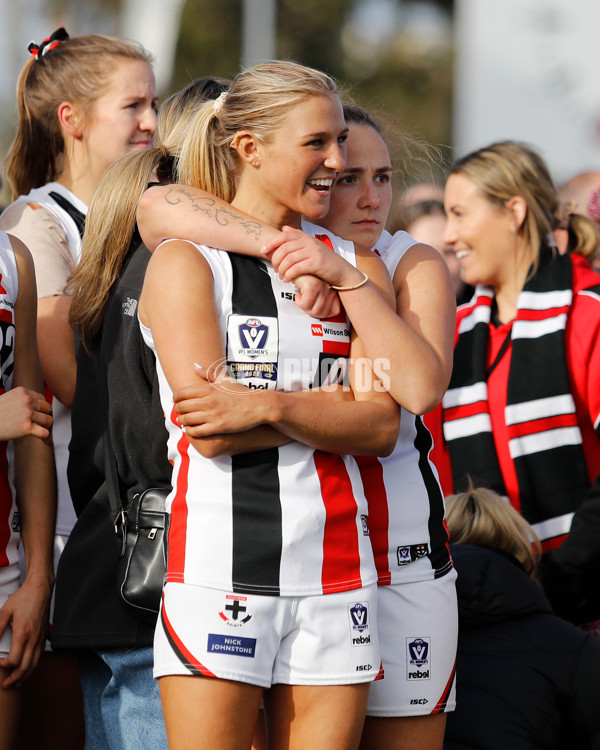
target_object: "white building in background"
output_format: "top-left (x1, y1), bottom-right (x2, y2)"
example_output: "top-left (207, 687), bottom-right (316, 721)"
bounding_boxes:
top-left (454, 0), bottom-right (600, 184)
top-left (120, 0), bottom-right (187, 93)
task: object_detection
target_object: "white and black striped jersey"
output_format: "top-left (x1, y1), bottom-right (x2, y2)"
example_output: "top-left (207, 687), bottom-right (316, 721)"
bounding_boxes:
top-left (358, 230), bottom-right (453, 584)
top-left (141, 226), bottom-right (377, 597)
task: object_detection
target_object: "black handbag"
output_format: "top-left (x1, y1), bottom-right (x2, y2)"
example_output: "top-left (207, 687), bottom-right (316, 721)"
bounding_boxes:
top-left (92, 318), bottom-right (170, 623)
top-left (103, 421), bottom-right (169, 623)
top-left (116, 487), bottom-right (169, 619)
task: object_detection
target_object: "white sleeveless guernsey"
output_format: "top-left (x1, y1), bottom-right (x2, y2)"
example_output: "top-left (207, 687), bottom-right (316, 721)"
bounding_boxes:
top-left (141, 224), bottom-right (376, 597)
top-left (359, 230), bottom-right (453, 584)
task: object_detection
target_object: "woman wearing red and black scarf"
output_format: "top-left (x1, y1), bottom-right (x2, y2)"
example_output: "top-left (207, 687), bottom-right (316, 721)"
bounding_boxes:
top-left (426, 140), bottom-right (600, 633)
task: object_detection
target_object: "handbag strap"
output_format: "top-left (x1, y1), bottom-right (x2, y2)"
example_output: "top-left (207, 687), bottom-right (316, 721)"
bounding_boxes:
top-left (103, 421), bottom-right (127, 553)
top-left (91, 347), bottom-right (127, 552)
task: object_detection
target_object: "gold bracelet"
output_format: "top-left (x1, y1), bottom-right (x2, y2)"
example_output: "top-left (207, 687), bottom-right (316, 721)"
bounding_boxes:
top-left (331, 272), bottom-right (369, 291)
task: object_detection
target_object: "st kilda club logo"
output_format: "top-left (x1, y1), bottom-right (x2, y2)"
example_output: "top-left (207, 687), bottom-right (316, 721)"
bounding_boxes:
top-left (219, 595), bottom-right (252, 627)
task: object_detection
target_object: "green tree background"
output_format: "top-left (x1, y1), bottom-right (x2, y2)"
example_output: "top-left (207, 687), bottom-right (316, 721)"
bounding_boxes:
top-left (172, 0), bottom-right (453, 186)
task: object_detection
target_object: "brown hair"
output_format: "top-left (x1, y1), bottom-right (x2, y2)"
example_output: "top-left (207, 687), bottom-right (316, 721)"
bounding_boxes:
top-left (4, 33), bottom-right (153, 198)
top-left (562, 212), bottom-right (600, 260)
top-left (341, 102), bottom-right (440, 232)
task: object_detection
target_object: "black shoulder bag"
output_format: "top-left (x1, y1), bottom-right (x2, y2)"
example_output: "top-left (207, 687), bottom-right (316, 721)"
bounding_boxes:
top-left (95, 350), bottom-right (169, 623)
top-left (104, 440), bottom-right (169, 622)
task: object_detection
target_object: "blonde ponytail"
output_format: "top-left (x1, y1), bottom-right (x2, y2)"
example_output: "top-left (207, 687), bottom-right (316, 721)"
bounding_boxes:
top-left (177, 101), bottom-right (236, 202)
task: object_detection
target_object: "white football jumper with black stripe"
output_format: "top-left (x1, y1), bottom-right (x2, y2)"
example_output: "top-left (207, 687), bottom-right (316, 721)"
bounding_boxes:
top-left (140, 226), bottom-right (376, 597)
top-left (357, 230), bottom-right (453, 584)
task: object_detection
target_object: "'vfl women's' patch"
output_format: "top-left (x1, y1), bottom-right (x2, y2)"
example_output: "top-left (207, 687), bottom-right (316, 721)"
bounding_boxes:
top-left (407, 637), bottom-right (431, 680)
top-left (227, 314), bottom-right (278, 389)
top-left (349, 602), bottom-right (372, 647)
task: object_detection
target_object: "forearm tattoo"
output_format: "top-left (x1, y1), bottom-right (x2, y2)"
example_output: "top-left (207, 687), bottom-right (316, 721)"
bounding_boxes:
top-left (164, 187), bottom-right (263, 241)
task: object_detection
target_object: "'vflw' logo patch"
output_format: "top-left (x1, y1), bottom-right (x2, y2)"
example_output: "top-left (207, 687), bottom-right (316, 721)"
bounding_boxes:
top-left (238, 318), bottom-right (268, 357)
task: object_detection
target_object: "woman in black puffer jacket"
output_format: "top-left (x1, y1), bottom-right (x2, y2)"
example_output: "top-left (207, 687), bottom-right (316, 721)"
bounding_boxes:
top-left (444, 487), bottom-right (600, 750)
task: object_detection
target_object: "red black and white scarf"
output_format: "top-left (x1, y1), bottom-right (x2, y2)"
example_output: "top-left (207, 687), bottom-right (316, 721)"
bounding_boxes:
top-left (442, 250), bottom-right (592, 532)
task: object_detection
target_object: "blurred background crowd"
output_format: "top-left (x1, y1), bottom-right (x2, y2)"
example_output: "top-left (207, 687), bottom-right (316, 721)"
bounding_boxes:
top-left (2, 0), bottom-right (600, 197)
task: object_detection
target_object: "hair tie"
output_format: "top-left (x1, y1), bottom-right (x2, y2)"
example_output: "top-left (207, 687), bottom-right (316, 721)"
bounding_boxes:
top-left (28, 27), bottom-right (69, 61)
top-left (213, 91), bottom-right (227, 117)
top-left (156, 146), bottom-right (176, 183)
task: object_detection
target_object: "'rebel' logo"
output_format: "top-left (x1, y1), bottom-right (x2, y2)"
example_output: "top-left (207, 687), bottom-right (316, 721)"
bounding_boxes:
top-left (349, 602), bottom-right (369, 632)
top-left (408, 638), bottom-right (429, 666)
top-left (239, 318), bottom-right (268, 357)
top-left (408, 669), bottom-right (430, 680)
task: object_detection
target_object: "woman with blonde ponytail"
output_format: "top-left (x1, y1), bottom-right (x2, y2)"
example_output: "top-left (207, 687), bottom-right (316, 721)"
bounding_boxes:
top-left (137, 60), bottom-right (400, 750)
top-left (556, 171), bottom-right (600, 268)
top-left (426, 140), bottom-right (600, 633)
top-left (555, 203), bottom-right (600, 266)
top-left (50, 77), bottom-right (228, 750)
top-left (68, 145), bottom-right (172, 350)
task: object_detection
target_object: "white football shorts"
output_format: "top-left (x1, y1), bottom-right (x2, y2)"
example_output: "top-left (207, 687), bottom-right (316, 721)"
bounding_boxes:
top-left (154, 581), bottom-right (382, 688)
top-left (367, 569), bottom-right (458, 716)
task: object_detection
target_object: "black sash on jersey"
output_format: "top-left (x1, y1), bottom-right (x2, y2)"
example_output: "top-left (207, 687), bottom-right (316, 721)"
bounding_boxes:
top-left (229, 254), bottom-right (283, 596)
top-left (49, 191), bottom-right (86, 239)
top-left (413, 415), bottom-right (453, 578)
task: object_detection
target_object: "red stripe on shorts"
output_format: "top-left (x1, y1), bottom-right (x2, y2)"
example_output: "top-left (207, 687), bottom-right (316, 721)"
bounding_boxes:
top-left (431, 657), bottom-right (456, 714)
top-left (161, 594), bottom-right (216, 678)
